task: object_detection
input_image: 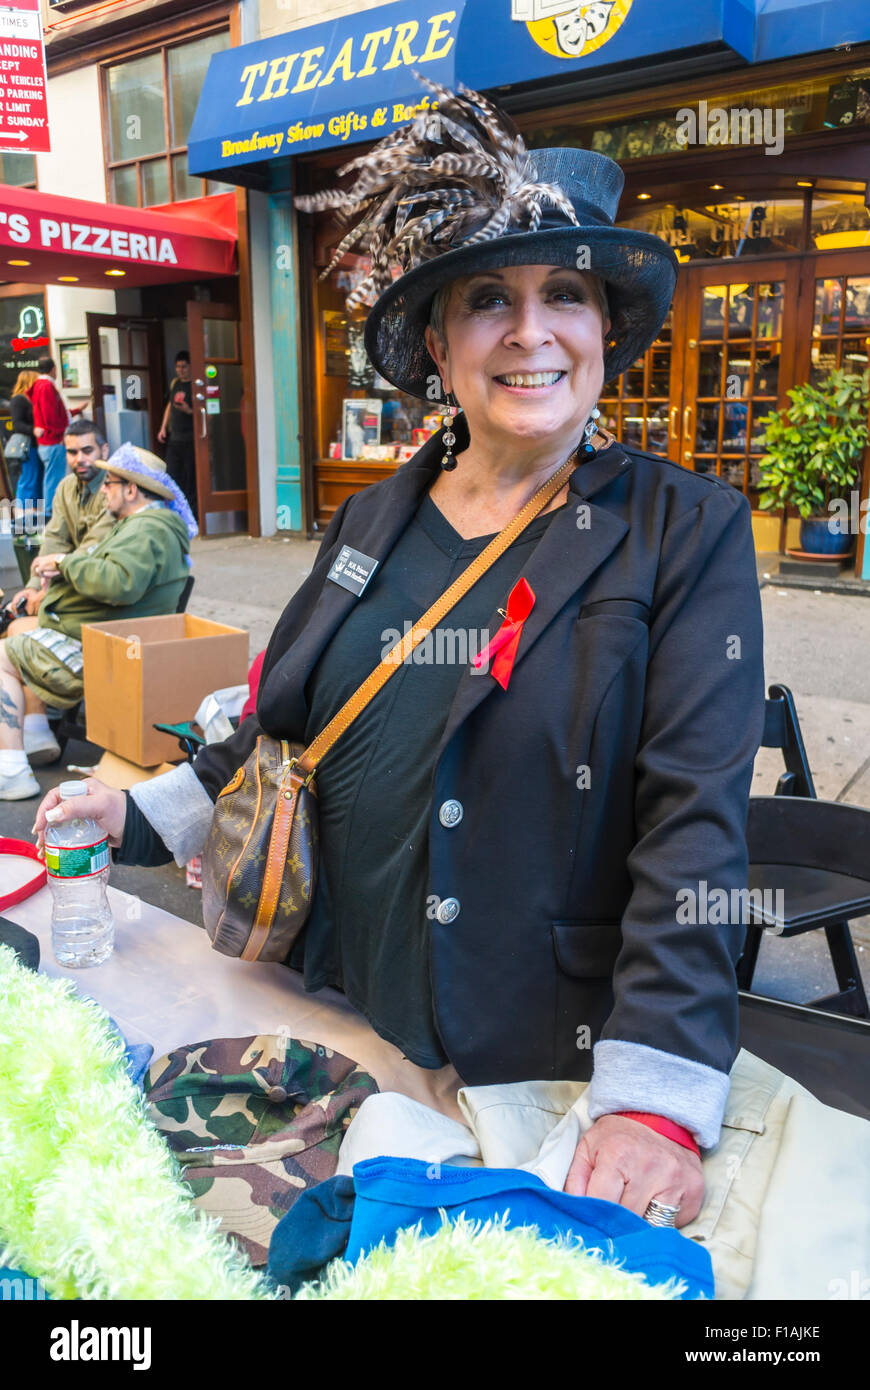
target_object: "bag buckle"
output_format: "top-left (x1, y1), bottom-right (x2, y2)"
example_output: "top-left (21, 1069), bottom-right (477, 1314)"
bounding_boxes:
top-left (285, 755), bottom-right (316, 788)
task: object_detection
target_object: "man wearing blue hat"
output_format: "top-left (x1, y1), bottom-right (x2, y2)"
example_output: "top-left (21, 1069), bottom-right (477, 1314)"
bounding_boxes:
top-left (0, 444), bottom-right (197, 799)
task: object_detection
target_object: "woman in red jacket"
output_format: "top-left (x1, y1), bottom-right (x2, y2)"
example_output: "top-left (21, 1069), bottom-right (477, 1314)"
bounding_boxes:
top-left (29, 355), bottom-right (70, 516)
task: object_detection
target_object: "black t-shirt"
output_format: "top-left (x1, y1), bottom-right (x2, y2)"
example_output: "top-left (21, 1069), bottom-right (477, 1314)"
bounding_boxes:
top-left (297, 488), bottom-right (561, 1066)
top-left (168, 377), bottom-right (193, 440)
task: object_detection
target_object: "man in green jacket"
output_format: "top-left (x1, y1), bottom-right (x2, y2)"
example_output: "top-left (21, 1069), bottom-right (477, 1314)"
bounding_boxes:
top-left (5, 418), bottom-right (115, 764)
top-left (9, 418), bottom-right (114, 621)
top-left (0, 444), bottom-right (195, 799)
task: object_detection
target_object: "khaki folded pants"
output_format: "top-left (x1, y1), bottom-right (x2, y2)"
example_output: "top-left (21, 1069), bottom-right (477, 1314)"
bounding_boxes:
top-left (337, 1049), bottom-right (870, 1300)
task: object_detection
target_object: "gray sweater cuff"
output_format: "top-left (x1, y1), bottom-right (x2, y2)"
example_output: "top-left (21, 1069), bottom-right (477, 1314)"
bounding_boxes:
top-left (587, 1039), bottom-right (731, 1150)
top-left (129, 762), bottom-right (215, 867)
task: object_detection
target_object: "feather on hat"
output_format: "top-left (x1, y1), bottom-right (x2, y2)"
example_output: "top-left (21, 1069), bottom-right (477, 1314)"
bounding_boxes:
top-left (297, 76), bottom-right (580, 312)
top-left (295, 77), bottom-right (678, 397)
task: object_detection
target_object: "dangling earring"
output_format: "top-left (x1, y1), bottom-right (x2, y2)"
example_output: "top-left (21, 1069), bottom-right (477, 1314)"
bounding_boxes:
top-left (441, 392), bottom-right (458, 471)
top-left (583, 407), bottom-right (601, 455)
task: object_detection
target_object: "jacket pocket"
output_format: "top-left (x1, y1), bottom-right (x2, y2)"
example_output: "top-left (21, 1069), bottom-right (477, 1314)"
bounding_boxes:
top-left (551, 920), bottom-right (622, 978)
top-left (577, 598), bottom-right (650, 624)
top-left (683, 1053), bottom-right (788, 1300)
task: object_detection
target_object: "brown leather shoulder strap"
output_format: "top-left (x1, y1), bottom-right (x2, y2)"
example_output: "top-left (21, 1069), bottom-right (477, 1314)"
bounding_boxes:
top-left (295, 448), bottom-right (581, 777)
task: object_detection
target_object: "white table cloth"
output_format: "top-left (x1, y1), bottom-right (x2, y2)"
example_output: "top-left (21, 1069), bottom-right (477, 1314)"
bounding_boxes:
top-left (0, 851), bottom-right (464, 1117)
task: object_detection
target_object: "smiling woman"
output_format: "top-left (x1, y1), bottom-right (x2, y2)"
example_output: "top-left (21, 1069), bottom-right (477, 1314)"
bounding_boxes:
top-left (423, 264), bottom-right (612, 522)
top-left (40, 81), bottom-right (766, 1239)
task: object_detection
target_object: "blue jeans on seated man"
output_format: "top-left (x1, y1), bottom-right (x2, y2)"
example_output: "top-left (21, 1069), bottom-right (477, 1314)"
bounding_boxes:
top-left (38, 442), bottom-right (67, 516)
top-left (15, 443), bottom-right (43, 512)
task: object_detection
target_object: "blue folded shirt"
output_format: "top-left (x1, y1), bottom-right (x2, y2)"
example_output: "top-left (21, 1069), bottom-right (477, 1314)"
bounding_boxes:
top-left (345, 1157), bottom-right (713, 1300)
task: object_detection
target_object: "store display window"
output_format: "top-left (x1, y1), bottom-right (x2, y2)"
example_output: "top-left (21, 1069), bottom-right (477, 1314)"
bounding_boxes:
top-left (313, 249), bottom-right (448, 464)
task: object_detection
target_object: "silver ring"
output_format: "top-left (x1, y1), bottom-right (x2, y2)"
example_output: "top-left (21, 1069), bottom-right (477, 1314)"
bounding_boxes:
top-left (644, 1198), bottom-right (680, 1227)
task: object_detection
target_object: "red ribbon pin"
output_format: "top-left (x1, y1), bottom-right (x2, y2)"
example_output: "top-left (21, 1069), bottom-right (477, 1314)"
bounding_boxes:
top-left (473, 577), bottom-right (536, 691)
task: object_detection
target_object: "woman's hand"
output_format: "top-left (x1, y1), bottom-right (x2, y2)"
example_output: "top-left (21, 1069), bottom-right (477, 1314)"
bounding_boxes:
top-left (564, 1114), bottom-right (704, 1227)
top-left (33, 778), bottom-right (127, 853)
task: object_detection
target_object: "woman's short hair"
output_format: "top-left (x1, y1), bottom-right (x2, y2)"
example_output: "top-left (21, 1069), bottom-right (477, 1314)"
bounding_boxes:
top-left (428, 272), bottom-right (611, 346)
top-left (11, 369), bottom-right (38, 397)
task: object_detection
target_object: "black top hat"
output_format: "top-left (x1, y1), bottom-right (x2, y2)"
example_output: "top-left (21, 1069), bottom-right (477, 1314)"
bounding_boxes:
top-left (297, 82), bottom-right (678, 401)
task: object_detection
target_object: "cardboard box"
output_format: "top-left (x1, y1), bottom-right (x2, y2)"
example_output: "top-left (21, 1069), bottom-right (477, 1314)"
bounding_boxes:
top-left (93, 750), bottom-right (178, 790)
top-left (82, 613), bottom-right (248, 768)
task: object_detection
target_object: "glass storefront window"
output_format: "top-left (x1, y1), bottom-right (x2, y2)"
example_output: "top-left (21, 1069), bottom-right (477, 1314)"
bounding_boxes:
top-left (693, 281), bottom-right (785, 498)
top-left (522, 69), bottom-right (870, 160)
top-left (105, 31), bottom-right (230, 207)
top-left (619, 199), bottom-right (805, 262)
top-left (141, 158), bottom-right (170, 207)
top-left (172, 152), bottom-right (202, 203)
top-left (598, 309), bottom-right (674, 459)
top-left (811, 273), bottom-right (870, 382)
top-left (107, 52), bottom-right (165, 163)
top-left (169, 32), bottom-right (228, 148)
top-left (0, 293), bottom-right (47, 401)
top-left (0, 152), bottom-right (36, 188)
top-left (812, 194), bottom-right (870, 251)
top-left (316, 252), bottom-right (443, 463)
top-left (110, 163), bottom-right (139, 207)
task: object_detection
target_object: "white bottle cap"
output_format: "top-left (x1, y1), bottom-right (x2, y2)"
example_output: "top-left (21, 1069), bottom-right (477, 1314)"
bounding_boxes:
top-left (59, 781), bottom-right (89, 799)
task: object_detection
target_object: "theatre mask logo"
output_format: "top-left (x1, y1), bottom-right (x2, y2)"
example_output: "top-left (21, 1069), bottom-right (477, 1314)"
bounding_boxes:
top-left (512, 0), bottom-right (632, 59)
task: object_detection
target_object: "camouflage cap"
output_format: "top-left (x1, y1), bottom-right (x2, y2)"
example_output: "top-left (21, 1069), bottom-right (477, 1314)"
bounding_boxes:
top-left (144, 1034), bottom-right (378, 1266)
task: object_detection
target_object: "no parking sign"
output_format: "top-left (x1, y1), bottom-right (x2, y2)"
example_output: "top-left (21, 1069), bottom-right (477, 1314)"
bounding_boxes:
top-left (0, 0), bottom-right (50, 155)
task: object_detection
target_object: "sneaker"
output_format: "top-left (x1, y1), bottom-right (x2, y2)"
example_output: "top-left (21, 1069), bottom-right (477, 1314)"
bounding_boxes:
top-left (23, 729), bottom-right (61, 767)
top-left (0, 765), bottom-right (41, 799)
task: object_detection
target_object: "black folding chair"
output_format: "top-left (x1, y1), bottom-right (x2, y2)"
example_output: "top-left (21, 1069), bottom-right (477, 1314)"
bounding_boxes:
top-left (739, 795), bottom-right (870, 1019)
top-left (737, 991), bottom-right (870, 1120)
top-left (759, 681), bottom-right (815, 799)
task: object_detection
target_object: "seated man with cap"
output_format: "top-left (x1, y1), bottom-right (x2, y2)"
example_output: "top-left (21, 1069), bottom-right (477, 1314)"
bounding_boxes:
top-left (4, 418), bottom-right (115, 766)
top-left (0, 443), bottom-right (197, 800)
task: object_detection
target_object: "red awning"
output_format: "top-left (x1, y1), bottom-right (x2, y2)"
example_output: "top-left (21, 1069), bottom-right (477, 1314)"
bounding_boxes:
top-left (0, 187), bottom-right (237, 288)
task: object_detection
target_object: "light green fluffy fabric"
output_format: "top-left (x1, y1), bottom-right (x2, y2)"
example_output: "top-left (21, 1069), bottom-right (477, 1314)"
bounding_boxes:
top-left (295, 1214), bottom-right (687, 1301)
top-left (0, 945), bottom-right (271, 1300)
top-left (0, 944), bottom-right (687, 1303)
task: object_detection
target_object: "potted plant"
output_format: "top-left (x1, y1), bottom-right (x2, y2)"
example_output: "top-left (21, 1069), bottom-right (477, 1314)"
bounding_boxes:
top-left (756, 367), bottom-right (869, 555)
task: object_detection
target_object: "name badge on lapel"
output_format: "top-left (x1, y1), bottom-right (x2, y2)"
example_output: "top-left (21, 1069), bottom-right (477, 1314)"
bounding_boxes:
top-left (327, 544), bottom-right (379, 597)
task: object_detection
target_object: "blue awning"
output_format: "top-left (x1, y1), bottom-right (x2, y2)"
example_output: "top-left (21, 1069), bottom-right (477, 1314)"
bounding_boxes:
top-left (187, 0), bottom-right (870, 182)
top-left (187, 2), bottom-right (463, 181)
top-left (458, 0), bottom-right (754, 92)
top-left (745, 0), bottom-right (870, 62)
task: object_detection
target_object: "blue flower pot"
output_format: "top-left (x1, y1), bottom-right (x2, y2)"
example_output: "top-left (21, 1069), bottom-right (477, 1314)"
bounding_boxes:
top-left (799, 516), bottom-right (853, 556)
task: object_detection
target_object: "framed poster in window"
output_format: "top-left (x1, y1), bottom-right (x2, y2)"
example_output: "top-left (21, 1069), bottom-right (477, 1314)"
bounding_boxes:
top-left (58, 339), bottom-right (91, 396)
top-left (342, 398), bottom-right (382, 459)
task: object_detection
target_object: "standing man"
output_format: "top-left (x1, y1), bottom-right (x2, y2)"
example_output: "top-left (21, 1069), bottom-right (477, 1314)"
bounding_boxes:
top-left (30, 356), bottom-right (71, 516)
top-left (158, 349), bottom-right (198, 518)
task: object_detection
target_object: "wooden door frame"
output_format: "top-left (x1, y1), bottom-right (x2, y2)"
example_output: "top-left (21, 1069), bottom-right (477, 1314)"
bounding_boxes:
top-left (186, 298), bottom-right (247, 527)
top-left (674, 260), bottom-right (802, 526)
top-left (85, 310), bottom-right (165, 449)
top-left (667, 269), bottom-right (690, 464)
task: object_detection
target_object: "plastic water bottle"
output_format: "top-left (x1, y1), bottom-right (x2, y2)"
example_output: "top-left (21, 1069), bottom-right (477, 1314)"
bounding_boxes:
top-left (45, 781), bottom-right (114, 968)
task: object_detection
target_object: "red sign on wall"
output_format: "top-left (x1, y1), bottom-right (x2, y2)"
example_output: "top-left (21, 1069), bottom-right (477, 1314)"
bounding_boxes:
top-left (0, 0), bottom-right (50, 155)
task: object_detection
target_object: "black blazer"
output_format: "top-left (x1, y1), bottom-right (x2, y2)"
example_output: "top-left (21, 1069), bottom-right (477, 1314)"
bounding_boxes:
top-left (194, 428), bottom-right (765, 1087)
